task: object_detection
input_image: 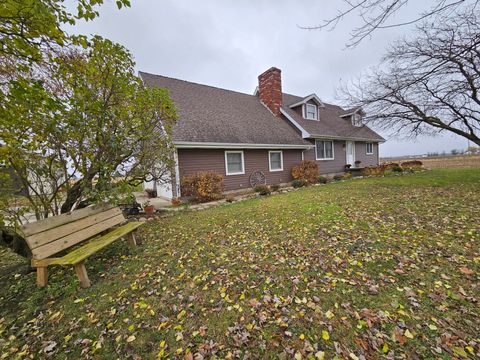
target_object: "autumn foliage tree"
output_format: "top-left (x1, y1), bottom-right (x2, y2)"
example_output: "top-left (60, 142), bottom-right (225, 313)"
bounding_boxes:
top-left (0, 36), bottom-right (177, 222)
top-left (0, 0), bottom-right (131, 63)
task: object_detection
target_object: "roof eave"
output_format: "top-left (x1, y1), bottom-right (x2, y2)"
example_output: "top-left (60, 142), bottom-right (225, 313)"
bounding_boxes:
top-left (340, 107), bottom-right (365, 118)
top-left (307, 134), bottom-right (386, 143)
top-left (173, 141), bottom-right (312, 149)
top-left (279, 108), bottom-right (310, 138)
top-left (288, 94), bottom-right (325, 108)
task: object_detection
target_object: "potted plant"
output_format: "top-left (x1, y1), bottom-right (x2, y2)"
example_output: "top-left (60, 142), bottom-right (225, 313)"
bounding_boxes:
top-left (171, 198), bottom-right (182, 207)
top-left (143, 201), bottom-right (155, 215)
top-left (354, 160), bottom-right (362, 168)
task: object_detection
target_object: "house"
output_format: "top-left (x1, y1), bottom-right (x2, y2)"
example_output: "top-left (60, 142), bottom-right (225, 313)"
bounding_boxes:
top-left (140, 67), bottom-right (385, 199)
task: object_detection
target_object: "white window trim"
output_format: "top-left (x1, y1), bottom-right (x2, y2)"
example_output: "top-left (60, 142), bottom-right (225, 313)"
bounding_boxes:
top-left (224, 150), bottom-right (245, 176)
top-left (366, 142), bottom-right (374, 155)
top-left (315, 140), bottom-right (335, 160)
top-left (268, 150), bottom-right (283, 172)
top-left (352, 113), bottom-right (362, 127)
top-left (304, 103), bottom-right (319, 121)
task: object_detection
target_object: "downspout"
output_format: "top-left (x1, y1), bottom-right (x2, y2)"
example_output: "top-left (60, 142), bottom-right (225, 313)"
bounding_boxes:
top-left (301, 145), bottom-right (314, 161)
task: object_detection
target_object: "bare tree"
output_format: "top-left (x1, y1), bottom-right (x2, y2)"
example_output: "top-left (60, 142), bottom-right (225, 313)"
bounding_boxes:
top-left (341, 9), bottom-right (480, 145)
top-left (302, 0), bottom-right (478, 48)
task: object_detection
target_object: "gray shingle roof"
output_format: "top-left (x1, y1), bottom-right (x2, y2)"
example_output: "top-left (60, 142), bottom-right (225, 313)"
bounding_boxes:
top-left (282, 94), bottom-right (385, 141)
top-left (140, 72), bottom-right (385, 145)
top-left (140, 72), bottom-right (310, 146)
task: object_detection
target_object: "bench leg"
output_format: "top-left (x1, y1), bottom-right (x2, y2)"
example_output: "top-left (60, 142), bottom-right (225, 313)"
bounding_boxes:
top-left (36, 267), bottom-right (48, 287)
top-left (74, 262), bottom-right (91, 288)
top-left (126, 231), bottom-right (137, 247)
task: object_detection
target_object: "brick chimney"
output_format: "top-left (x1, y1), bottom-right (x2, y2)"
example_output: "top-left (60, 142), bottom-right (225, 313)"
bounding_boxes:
top-left (258, 67), bottom-right (282, 116)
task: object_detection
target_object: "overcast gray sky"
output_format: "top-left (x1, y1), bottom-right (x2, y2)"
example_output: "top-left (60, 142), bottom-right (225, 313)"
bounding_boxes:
top-left (69, 0), bottom-right (470, 157)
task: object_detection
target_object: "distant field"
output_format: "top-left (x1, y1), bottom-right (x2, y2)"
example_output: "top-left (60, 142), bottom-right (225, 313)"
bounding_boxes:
top-left (383, 155), bottom-right (480, 169)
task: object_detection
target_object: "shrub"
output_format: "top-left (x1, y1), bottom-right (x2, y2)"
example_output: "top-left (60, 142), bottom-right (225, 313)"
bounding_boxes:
top-left (316, 176), bottom-right (328, 184)
top-left (333, 174), bottom-right (344, 181)
top-left (291, 160), bottom-right (319, 184)
top-left (225, 195), bottom-right (235, 203)
top-left (342, 172), bottom-right (353, 180)
top-left (292, 179), bottom-right (307, 188)
top-left (254, 184), bottom-right (271, 195)
top-left (270, 184), bottom-right (280, 192)
top-left (401, 160), bottom-right (423, 170)
top-left (362, 166), bottom-right (385, 176)
top-left (361, 167), bottom-right (371, 176)
top-left (181, 176), bottom-right (196, 197)
top-left (392, 166), bottom-right (403, 173)
top-left (383, 162), bottom-right (400, 170)
top-left (401, 160), bottom-right (422, 167)
top-left (145, 188), bottom-right (157, 198)
top-left (181, 172), bottom-right (224, 203)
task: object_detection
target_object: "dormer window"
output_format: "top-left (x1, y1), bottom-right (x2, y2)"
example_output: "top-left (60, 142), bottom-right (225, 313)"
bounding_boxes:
top-left (352, 113), bottom-right (362, 127)
top-left (305, 104), bottom-right (318, 120)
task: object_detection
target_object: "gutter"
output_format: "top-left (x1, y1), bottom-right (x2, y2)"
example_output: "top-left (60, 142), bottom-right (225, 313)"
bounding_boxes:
top-left (173, 141), bottom-right (312, 150)
top-left (307, 134), bottom-right (386, 143)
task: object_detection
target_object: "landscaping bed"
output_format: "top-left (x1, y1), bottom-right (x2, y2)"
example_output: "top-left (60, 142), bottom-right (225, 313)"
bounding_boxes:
top-left (0, 169), bottom-right (479, 358)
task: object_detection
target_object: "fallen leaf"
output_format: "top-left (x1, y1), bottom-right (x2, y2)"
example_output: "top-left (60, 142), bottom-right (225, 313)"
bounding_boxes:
top-left (126, 335), bottom-right (136, 343)
top-left (459, 267), bottom-right (474, 275)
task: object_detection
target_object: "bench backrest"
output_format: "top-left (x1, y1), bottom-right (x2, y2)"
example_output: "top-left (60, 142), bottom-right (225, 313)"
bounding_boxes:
top-left (21, 204), bottom-right (126, 260)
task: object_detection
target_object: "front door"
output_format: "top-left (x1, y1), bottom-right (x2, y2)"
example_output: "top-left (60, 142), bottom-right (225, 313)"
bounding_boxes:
top-left (346, 141), bottom-right (355, 166)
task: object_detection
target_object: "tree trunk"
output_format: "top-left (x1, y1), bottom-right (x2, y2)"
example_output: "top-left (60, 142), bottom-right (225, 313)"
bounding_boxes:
top-left (0, 228), bottom-right (32, 259)
top-left (60, 173), bottom-right (96, 214)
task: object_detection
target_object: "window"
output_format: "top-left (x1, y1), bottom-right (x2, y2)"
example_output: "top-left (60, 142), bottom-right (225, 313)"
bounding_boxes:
top-left (315, 140), bottom-right (334, 160)
top-left (225, 151), bottom-right (245, 175)
top-left (305, 104), bottom-right (318, 120)
top-left (352, 113), bottom-right (362, 127)
top-left (269, 151), bottom-right (283, 172)
top-left (366, 142), bottom-right (374, 155)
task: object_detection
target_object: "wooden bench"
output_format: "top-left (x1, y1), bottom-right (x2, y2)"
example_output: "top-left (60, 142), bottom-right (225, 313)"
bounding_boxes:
top-left (20, 204), bottom-right (143, 288)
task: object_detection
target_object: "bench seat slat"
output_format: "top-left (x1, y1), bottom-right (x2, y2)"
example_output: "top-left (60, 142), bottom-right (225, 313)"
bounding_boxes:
top-left (21, 204), bottom-right (114, 237)
top-left (26, 208), bottom-right (122, 250)
top-left (50, 222), bottom-right (143, 266)
top-left (32, 214), bottom-right (126, 260)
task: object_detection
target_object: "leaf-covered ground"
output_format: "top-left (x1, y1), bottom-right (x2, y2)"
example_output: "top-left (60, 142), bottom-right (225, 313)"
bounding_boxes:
top-left (1, 169), bottom-right (479, 359)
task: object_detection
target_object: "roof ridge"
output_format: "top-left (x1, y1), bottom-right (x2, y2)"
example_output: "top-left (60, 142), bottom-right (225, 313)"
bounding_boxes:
top-left (139, 71), bottom-right (258, 98)
top-left (139, 72), bottom-right (346, 110)
top-left (282, 92), bottom-right (343, 110)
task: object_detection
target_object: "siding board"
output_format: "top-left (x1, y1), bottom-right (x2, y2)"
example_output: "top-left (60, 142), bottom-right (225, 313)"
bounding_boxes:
top-left (302, 140), bottom-right (380, 175)
top-left (355, 142), bottom-right (379, 167)
top-left (178, 149), bottom-right (303, 191)
top-left (303, 140), bottom-right (347, 174)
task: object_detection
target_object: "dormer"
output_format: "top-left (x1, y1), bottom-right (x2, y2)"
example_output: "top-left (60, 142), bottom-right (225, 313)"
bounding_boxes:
top-left (288, 94), bottom-right (324, 121)
top-left (340, 107), bottom-right (365, 127)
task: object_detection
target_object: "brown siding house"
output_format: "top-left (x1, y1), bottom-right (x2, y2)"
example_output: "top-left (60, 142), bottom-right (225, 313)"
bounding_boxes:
top-left (140, 67), bottom-right (385, 199)
top-left (178, 149), bottom-right (302, 191)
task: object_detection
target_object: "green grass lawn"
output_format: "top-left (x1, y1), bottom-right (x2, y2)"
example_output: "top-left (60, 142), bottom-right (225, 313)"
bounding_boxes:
top-left (1, 169), bottom-right (479, 359)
